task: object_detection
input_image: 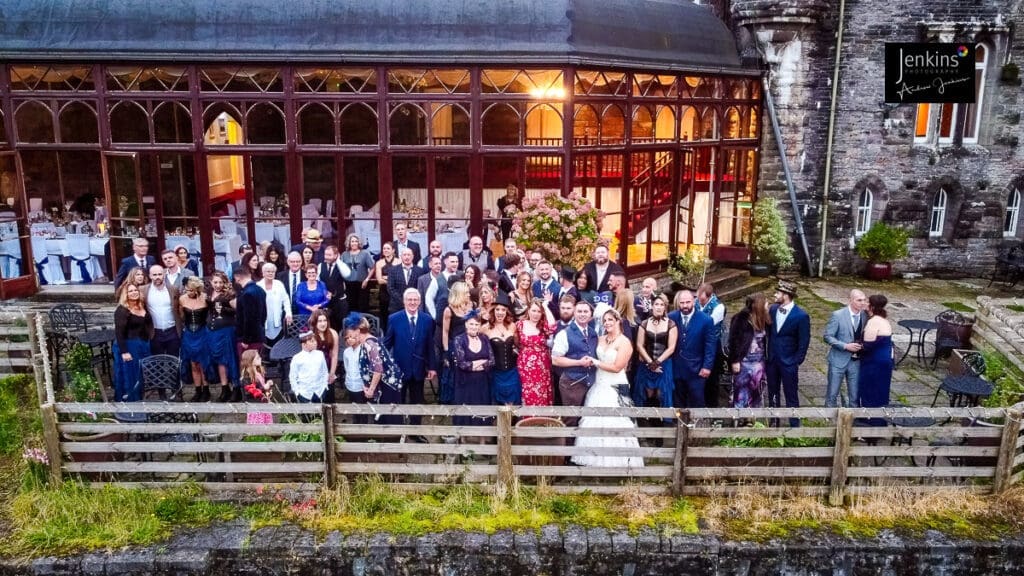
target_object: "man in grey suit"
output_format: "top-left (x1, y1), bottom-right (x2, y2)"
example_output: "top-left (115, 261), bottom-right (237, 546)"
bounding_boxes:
top-left (416, 254), bottom-right (449, 321)
top-left (823, 289), bottom-right (868, 407)
top-left (161, 250), bottom-right (195, 291)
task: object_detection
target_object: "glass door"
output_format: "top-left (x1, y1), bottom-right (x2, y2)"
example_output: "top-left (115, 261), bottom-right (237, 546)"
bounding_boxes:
top-left (711, 147), bottom-right (756, 263)
top-left (103, 152), bottom-right (144, 272)
top-left (0, 152), bottom-right (34, 298)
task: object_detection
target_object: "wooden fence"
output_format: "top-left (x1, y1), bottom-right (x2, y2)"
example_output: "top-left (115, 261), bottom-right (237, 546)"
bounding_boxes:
top-left (44, 401), bottom-right (1024, 501)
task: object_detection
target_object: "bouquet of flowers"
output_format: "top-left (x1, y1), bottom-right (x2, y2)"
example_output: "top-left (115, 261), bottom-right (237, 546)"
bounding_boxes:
top-left (510, 192), bottom-right (601, 269)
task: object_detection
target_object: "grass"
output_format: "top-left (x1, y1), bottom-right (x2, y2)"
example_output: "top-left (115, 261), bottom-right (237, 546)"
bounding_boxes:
top-left (299, 475), bottom-right (699, 536)
top-left (6, 483), bottom-right (237, 557)
top-left (1006, 304), bottom-right (1024, 313)
top-left (702, 485), bottom-right (1023, 542)
top-left (941, 301), bottom-right (976, 313)
top-left (980, 346), bottom-right (1024, 407)
top-left (0, 374), bottom-right (41, 456)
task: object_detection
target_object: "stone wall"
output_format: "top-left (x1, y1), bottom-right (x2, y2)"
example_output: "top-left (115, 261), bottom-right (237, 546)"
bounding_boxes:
top-left (6, 521), bottom-right (1024, 575)
top-left (728, 0), bottom-right (1024, 276)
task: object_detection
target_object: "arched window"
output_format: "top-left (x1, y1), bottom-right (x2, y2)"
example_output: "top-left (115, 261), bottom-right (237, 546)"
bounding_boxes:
top-left (930, 188), bottom-right (947, 237)
top-left (856, 188), bottom-right (873, 236)
top-left (1005, 187), bottom-right (1021, 237)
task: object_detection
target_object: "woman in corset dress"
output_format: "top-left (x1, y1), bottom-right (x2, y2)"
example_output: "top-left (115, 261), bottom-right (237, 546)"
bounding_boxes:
top-left (858, 294), bottom-right (894, 410)
top-left (572, 309), bottom-right (644, 468)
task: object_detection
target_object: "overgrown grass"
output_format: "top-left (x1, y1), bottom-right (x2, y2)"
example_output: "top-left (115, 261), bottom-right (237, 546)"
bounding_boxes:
top-left (703, 485), bottom-right (1023, 542)
top-left (291, 475), bottom-right (699, 536)
top-left (941, 301), bottom-right (976, 313)
top-left (980, 347), bottom-right (1024, 407)
top-left (1006, 304), bottom-right (1024, 313)
top-left (6, 483), bottom-right (237, 557)
top-left (0, 374), bottom-right (41, 456)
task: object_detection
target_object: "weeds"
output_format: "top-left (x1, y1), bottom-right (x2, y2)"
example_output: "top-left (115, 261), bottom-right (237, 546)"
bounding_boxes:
top-left (941, 301), bottom-right (976, 313)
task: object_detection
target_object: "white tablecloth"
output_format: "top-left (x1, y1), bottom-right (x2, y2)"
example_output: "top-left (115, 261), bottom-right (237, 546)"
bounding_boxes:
top-left (44, 237), bottom-right (109, 257)
top-left (438, 228), bottom-right (468, 254)
top-left (163, 234), bottom-right (243, 272)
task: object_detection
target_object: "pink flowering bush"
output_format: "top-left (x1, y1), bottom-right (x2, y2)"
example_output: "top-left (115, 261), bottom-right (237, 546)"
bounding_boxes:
top-left (510, 192), bottom-right (601, 269)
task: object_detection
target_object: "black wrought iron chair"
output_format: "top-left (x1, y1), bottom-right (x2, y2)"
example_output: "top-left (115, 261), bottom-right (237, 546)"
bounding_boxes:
top-left (360, 313), bottom-right (382, 338)
top-left (988, 245), bottom-right (1024, 287)
top-left (286, 314), bottom-right (310, 339)
top-left (47, 303), bottom-right (88, 369)
top-left (141, 354), bottom-right (184, 401)
top-left (931, 310), bottom-right (974, 366)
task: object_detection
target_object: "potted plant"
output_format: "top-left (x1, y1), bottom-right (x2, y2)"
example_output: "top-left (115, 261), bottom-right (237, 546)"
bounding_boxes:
top-left (855, 222), bottom-right (910, 280)
top-left (750, 197), bottom-right (795, 276)
top-left (61, 343), bottom-right (120, 479)
top-left (667, 245), bottom-right (712, 291)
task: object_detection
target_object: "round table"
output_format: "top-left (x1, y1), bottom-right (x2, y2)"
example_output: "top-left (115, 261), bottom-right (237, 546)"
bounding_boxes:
top-left (896, 319), bottom-right (938, 367)
top-left (934, 375), bottom-right (995, 407)
top-left (77, 328), bottom-right (116, 378)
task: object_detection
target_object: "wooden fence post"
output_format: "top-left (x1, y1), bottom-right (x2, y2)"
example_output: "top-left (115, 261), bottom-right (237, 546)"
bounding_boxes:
top-left (496, 406), bottom-right (514, 494)
top-left (26, 313), bottom-right (46, 405)
top-left (992, 409), bottom-right (1022, 494)
top-left (671, 410), bottom-right (691, 497)
top-left (40, 403), bottom-right (63, 485)
top-left (829, 409), bottom-right (853, 506)
top-left (322, 404), bottom-right (338, 489)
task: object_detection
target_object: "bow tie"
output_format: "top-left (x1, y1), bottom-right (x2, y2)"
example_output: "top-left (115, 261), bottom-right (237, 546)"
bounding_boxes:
top-left (779, 308), bottom-right (788, 315)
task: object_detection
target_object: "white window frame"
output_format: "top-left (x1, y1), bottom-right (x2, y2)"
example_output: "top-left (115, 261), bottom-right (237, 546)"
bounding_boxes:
top-left (930, 188), bottom-right (947, 237)
top-left (1005, 188), bottom-right (1021, 237)
top-left (855, 188), bottom-right (873, 236)
top-left (914, 43), bottom-right (989, 146)
top-left (963, 43), bottom-right (987, 144)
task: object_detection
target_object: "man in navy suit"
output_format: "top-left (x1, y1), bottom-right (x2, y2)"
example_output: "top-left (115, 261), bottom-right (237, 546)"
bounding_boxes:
top-left (668, 289), bottom-right (718, 408)
top-left (114, 238), bottom-right (156, 289)
top-left (766, 280), bottom-right (811, 427)
top-left (384, 288), bottom-right (437, 435)
top-left (387, 247), bottom-right (425, 314)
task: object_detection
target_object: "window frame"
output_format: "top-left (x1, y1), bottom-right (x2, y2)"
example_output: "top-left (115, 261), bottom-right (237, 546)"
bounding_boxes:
top-left (855, 187), bottom-right (873, 236)
top-left (1005, 187), bottom-right (1021, 238)
top-left (962, 43), bottom-right (987, 144)
top-left (929, 188), bottom-right (947, 237)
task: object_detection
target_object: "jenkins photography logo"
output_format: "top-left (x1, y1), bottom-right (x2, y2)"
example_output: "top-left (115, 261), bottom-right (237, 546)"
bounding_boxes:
top-left (884, 43), bottom-right (975, 103)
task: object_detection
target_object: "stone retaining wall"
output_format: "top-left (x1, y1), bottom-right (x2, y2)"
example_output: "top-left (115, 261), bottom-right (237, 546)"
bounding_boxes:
top-left (4, 521), bottom-right (1024, 575)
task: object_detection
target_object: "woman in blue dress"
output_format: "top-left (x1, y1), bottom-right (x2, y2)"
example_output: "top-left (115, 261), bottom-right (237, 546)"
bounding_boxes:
top-left (858, 294), bottom-right (894, 410)
top-left (207, 271), bottom-right (240, 402)
top-left (294, 263), bottom-right (331, 315)
top-left (112, 282), bottom-right (152, 402)
top-left (179, 276), bottom-right (212, 401)
top-left (634, 294), bottom-right (676, 413)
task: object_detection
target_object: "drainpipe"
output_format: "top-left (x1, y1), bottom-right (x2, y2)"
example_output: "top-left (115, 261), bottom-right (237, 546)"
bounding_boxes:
top-left (817, 0), bottom-right (848, 277)
top-left (763, 75), bottom-right (814, 276)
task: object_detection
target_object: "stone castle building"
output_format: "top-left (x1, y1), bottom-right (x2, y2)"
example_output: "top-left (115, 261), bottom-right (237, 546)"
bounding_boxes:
top-left (723, 0), bottom-right (1024, 276)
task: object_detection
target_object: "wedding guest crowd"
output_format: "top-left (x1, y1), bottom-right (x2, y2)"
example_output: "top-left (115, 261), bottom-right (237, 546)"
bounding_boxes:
top-left (108, 224), bottom-right (895, 457)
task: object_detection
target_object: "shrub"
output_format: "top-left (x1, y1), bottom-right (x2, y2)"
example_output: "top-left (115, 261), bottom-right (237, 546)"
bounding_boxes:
top-left (855, 222), bottom-right (910, 263)
top-left (751, 197), bottom-right (794, 266)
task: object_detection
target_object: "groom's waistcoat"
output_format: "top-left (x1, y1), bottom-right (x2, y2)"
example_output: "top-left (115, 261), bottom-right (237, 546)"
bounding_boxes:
top-left (562, 322), bottom-right (598, 383)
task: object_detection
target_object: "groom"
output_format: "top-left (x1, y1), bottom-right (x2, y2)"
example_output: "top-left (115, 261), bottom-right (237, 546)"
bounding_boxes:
top-left (823, 289), bottom-right (867, 407)
top-left (552, 300), bottom-right (598, 427)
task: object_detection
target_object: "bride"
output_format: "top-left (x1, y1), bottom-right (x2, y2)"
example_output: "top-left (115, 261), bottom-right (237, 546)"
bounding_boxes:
top-left (571, 309), bottom-right (644, 468)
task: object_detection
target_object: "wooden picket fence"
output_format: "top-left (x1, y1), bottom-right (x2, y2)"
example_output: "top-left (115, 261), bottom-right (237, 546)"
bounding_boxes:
top-left (43, 401), bottom-right (1024, 501)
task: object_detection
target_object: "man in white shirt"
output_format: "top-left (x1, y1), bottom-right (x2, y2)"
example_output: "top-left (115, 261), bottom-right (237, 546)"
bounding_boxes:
top-left (161, 250), bottom-right (194, 291)
top-left (290, 330), bottom-right (329, 403)
top-left (441, 252), bottom-right (462, 285)
top-left (142, 265), bottom-right (180, 357)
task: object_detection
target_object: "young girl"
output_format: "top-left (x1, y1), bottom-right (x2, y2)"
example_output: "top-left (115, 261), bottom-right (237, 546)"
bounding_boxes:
top-left (240, 349), bottom-right (274, 425)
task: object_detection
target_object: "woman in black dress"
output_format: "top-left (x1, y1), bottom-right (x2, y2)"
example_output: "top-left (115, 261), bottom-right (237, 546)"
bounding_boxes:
top-left (452, 312), bottom-right (494, 429)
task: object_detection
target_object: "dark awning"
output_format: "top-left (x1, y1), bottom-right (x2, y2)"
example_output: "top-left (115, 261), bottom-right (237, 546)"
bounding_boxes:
top-left (0, 0), bottom-right (753, 75)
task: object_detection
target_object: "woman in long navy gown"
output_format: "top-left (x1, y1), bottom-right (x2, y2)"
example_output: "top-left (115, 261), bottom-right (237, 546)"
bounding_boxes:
top-left (858, 294), bottom-right (894, 410)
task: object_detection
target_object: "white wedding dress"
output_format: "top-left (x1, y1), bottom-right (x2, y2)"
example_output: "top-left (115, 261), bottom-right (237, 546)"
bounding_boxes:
top-left (571, 341), bottom-right (645, 468)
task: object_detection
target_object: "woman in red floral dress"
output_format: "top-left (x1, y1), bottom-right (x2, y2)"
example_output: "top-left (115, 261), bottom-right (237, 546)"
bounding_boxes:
top-left (516, 299), bottom-right (554, 405)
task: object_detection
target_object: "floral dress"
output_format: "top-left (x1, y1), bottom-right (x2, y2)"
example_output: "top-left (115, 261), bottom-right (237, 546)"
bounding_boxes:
top-left (516, 319), bottom-right (553, 406)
